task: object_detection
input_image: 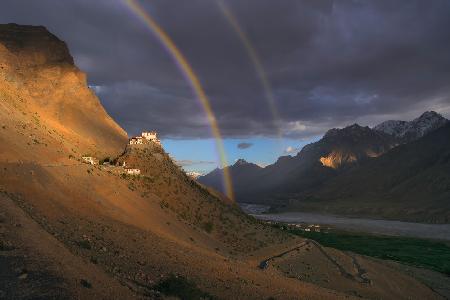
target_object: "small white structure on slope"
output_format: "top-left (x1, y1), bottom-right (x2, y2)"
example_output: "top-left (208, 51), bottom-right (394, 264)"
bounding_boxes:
top-left (125, 168), bottom-right (141, 175)
top-left (186, 171), bottom-right (202, 179)
top-left (82, 156), bottom-right (98, 165)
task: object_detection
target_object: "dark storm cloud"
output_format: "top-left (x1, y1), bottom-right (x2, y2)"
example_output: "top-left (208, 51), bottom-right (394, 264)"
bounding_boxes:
top-left (237, 142), bottom-right (253, 150)
top-left (1, 0), bottom-right (450, 138)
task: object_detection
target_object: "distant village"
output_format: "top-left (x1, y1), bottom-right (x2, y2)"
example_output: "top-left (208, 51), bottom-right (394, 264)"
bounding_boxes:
top-left (263, 220), bottom-right (328, 233)
top-left (81, 131), bottom-right (161, 176)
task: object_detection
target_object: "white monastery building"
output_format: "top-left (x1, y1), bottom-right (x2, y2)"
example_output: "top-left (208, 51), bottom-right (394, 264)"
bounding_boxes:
top-left (129, 131), bottom-right (161, 145)
top-left (142, 131), bottom-right (157, 141)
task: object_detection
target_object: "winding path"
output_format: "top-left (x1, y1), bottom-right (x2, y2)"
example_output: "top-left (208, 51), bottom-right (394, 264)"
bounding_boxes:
top-left (259, 239), bottom-right (371, 284)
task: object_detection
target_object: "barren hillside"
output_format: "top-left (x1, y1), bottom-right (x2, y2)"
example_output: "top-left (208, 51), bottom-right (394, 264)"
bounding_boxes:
top-left (0, 23), bottom-right (127, 163)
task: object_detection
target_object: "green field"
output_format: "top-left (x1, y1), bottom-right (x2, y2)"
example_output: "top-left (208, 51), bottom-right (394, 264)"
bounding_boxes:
top-left (287, 228), bottom-right (450, 275)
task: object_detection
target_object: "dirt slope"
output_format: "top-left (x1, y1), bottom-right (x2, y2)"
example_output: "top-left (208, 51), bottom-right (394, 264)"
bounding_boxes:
top-left (0, 193), bottom-right (136, 299)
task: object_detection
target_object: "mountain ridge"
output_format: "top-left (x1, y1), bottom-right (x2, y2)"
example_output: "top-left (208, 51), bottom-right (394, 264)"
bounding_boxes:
top-left (199, 111), bottom-right (450, 223)
top-left (293, 122), bottom-right (450, 223)
top-left (199, 121), bottom-right (398, 200)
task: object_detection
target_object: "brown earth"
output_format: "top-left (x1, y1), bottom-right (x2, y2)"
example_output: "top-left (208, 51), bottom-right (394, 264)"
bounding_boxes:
top-left (0, 23), bottom-right (443, 299)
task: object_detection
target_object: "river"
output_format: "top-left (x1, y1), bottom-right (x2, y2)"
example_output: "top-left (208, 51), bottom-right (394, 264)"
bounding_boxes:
top-left (239, 204), bottom-right (450, 241)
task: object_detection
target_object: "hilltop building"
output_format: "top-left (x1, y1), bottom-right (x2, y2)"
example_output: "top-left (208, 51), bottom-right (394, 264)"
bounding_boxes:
top-left (128, 131), bottom-right (161, 145)
top-left (142, 131), bottom-right (157, 140)
top-left (129, 136), bottom-right (144, 145)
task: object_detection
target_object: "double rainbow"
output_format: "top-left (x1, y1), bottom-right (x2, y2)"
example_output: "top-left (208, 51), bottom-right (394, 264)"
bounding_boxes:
top-left (124, 0), bottom-right (234, 200)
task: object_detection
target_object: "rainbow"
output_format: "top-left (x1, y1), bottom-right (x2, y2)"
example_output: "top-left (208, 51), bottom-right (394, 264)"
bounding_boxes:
top-left (217, 0), bottom-right (283, 139)
top-left (124, 0), bottom-right (234, 200)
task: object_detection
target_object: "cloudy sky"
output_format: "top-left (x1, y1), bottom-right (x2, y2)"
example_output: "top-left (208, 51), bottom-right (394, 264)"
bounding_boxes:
top-left (2, 0), bottom-right (450, 173)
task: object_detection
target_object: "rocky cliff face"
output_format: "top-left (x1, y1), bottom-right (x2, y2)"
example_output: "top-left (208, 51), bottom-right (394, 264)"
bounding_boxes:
top-left (0, 23), bottom-right (127, 161)
top-left (304, 124), bottom-right (397, 170)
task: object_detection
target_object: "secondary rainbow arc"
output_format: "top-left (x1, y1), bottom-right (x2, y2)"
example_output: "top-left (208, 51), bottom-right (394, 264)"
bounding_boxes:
top-left (217, 0), bottom-right (283, 139)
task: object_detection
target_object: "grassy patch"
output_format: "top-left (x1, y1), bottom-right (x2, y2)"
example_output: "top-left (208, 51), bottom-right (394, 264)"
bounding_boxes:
top-left (288, 229), bottom-right (450, 275)
top-left (155, 274), bottom-right (215, 300)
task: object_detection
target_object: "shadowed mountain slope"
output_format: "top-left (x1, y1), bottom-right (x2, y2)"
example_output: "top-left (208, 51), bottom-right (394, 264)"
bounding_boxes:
top-left (200, 124), bottom-right (397, 203)
top-left (200, 113), bottom-right (449, 223)
top-left (293, 123), bottom-right (450, 223)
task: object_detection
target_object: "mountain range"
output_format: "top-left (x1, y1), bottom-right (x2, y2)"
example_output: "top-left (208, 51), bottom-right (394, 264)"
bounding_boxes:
top-left (199, 111), bottom-right (449, 223)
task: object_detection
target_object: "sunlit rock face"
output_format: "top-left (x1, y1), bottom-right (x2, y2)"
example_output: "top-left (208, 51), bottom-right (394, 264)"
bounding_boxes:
top-left (312, 124), bottom-right (396, 170)
top-left (0, 23), bottom-right (127, 159)
top-left (320, 151), bottom-right (357, 169)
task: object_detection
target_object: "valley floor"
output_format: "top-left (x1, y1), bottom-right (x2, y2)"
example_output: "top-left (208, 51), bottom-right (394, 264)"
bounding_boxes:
top-left (251, 214), bottom-right (450, 299)
top-left (252, 210), bottom-right (450, 241)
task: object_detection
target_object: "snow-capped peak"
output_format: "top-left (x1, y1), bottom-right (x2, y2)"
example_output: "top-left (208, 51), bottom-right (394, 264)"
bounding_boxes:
top-left (373, 111), bottom-right (448, 142)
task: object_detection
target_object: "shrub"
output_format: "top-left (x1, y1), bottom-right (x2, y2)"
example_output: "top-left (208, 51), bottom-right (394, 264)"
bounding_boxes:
top-left (202, 221), bottom-right (214, 233)
top-left (76, 240), bottom-right (91, 250)
top-left (160, 200), bottom-right (169, 209)
top-left (128, 183), bottom-right (136, 191)
top-left (99, 157), bottom-right (110, 165)
top-left (154, 274), bottom-right (215, 300)
top-left (80, 279), bottom-right (92, 288)
top-left (0, 240), bottom-right (15, 251)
